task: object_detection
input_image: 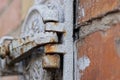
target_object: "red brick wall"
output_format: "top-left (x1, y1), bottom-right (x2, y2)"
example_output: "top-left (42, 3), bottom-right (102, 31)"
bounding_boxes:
top-left (0, 0), bottom-right (33, 37)
top-left (77, 0), bottom-right (120, 25)
top-left (76, 0), bottom-right (120, 80)
top-left (77, 24), bottom-right (120, 80)
top-left (1, 76), bottom-right (19, 80)
top-left (0, 0), bottom-right (21, 37)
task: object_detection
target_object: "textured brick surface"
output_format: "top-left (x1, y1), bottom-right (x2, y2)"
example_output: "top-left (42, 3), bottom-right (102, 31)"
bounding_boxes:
top-left (1, 76), bottom-right (19, 80)
top-left (77, 23), bottom-right (120, 80)
top-left (0, 0), bottom-right (21, 37)
top-left (21, 0), bottom-right (34, 20)
top-left (0, 0), bottom-right (8, 12)
top-left (77, 0), bottom-right (120, 24)
top-left (0, 0), bottom-right (34, 37)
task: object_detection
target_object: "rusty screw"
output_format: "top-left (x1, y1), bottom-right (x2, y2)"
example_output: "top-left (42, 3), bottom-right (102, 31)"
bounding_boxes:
top-left (42, 54), bottom-right (60, 69)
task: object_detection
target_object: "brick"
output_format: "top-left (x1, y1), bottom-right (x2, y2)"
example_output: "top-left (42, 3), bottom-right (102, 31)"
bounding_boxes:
top-left (77, 0), bottom-right (120, 24)
top-left (77, 23), bottom-right (120, 80)
top-left (0, 0), bottom-right (21, 37)
top-left (21, 0), bottom-right (34, 20)
top-left (0, 0), bottom-right (8, 12)
top-left (1, 76), bottom-right (19, 80)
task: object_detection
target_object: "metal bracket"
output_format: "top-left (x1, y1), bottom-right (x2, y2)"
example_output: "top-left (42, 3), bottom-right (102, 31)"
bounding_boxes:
top-left (0, 1), bottom-right (65, 68)
top-left (0, 0), bottom-right (73, 80)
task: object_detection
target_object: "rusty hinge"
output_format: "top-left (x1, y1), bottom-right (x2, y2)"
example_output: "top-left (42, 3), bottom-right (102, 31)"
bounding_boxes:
top-left (0, 0), bottom-right (65, 70)
top-left (0, 0), bottom-right (73, 80)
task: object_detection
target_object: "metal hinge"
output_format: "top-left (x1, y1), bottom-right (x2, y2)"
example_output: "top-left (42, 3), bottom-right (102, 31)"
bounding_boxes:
top-left (0, 0), bottom-right (73, 80)
top-left (0, 0), bottom-right (65, 73)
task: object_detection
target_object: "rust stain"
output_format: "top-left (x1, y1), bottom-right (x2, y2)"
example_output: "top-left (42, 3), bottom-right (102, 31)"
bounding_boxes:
top-left (42, 54), bottom-right (60, 69)
top-left (77, 23), bottom-right (120, 80)
top-left (32, 41), bottom-right (37, 46)
top-left (26, 36), bottom-right (30, 41)
top-left (20, 47), bottom-right (23, 54)
top-left (53, 22), bottom-right (59, 26)
top-left (50, 38), bottom-right (56, 42)
top-left (45, 44), bottom-right (57, 53)
top-left (63, 30), bottom-right (66, 36)
top-left (0, 45), bottom-right (7, 58)
top-left (18, 38), bottom-right (22, 44)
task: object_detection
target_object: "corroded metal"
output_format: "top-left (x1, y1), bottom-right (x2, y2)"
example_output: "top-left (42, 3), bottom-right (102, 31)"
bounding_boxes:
top-left (0, 0), bottom-right (73, 80)
top-left (0, 45), bottom-right (8, 59)
top-left (0, 0), bottom-right (65, 67)
top-left (0, 32), bottom-right (60, 68)
top-left (0, 36), bottom-right (14, 59)
top-left (45, 44), bottom-right (65, 54)
top-left (19, 0), bottom-right (66, 80)
top-left (10, 32), bottom-right (58, 51)
top-left (45, 22), bottom-right (65, 32)
top-left (42, 54), bottom-right (60, 69)
top-left (8, 32), bottom-right (58, 64)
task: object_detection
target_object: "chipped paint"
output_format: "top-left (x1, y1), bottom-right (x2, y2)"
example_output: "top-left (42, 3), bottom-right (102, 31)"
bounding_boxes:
top-left (76, 24), bottom-right (120, 80)
top-left (78, 7), bottom-right (85, 19)
top-left (115, 38), bottom-right (120, 57)
top-left (81, 8), bottom-right (85, 17)
top-left (77, 55), bottom-right (90, 71)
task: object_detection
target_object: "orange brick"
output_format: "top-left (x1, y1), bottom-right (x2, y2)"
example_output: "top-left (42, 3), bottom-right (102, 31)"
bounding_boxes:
top-left (0, 0), bottom-right (21, 37)
top-left (1, 76), bottom-right (19, 80)
top-left (0, 0), bottom-right (8, 12)
top-left (77, 0), bottom-right (120, 24)
top-left (77, 23), bottom-right (120, 80)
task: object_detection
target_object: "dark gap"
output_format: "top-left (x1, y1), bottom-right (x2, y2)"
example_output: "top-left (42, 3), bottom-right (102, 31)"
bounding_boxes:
top-left (73, 0), bottom-right (78, 80)
top-left (57, 32), bottom-right (63, 43)
top-left (73, 0), bottom-right (79, 41)
top-left (59, 54), bottom-right (63, 80)
top-left (44, 21), bottom-right (59, 24)
top-left (73, 28), bottom-right (79, 41)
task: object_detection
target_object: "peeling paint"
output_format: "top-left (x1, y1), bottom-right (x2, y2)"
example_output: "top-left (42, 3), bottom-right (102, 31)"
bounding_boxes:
top-left (115, 38), bottom-right (120, 58)
top-left (78, 7), bottom-right (85, 18)
top-left (77, 55), bottom-right (90, 71)
top-left (81, 8), bottom-right (85, 17)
